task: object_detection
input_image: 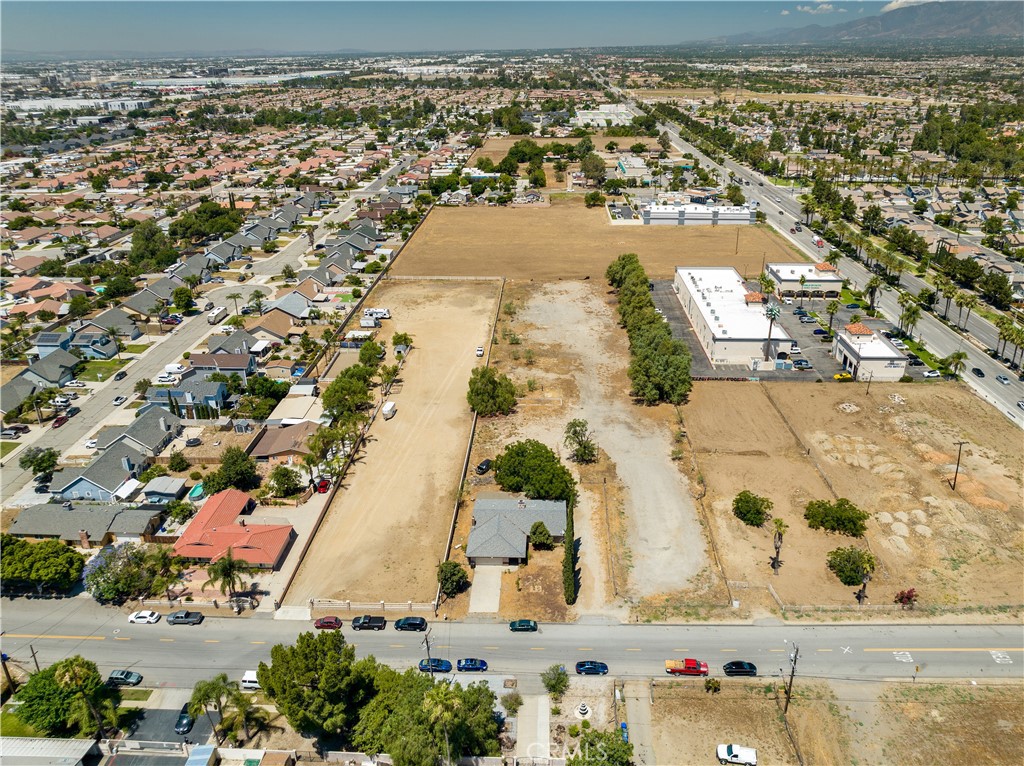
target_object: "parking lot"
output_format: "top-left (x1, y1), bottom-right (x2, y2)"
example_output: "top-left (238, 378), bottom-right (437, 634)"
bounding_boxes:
top-left (125, 706), bottom-right (213, 745)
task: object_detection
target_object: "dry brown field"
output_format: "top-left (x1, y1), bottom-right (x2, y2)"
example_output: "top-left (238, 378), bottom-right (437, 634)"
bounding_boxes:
top-left (395, 197), bottom-right (797, 280)
top-left (683, 380), bottom-right (1024, 609)
top-left (284, 279), bottom-right (501, 605)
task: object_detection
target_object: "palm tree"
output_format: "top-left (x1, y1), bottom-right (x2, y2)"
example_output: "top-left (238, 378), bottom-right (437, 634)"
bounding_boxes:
top-left (377, 364), bottom-right (400, 397)
top-left (865, 276), bottom-right (883, 311)
top-left (220, 689), bottom-right (270, 744)
top-left (55, 657), bottom-right (110, 739)
top-left (801, 199), bottom-right (816, 225)
top-left (146, 545), bottom-right (184, 601)
top-left (959, 293), bottom-right (978, 329)
top-left (901, 303), bottom-right (922, 341)
top-left (995, 316), bottom-right (1014, 358)
top-left (942, 349), bottom-right (968, 378)
top-left (939, 277), bottom-right (958, 320)
top-left (771, 518), bottom-right (789, 576)
top-left (67, 690), bottom-right (118, 740)
top-left (105, 327), bottom-right (122, 360)
top-left (247, 290), bottom-right (267, 316)
top-left (190, 673), bottom-right (236, 744)
top-left (226, 292), bottom-right (243, 315)
top-left (763, 303), bottom-right (781, 363)
top-left (757, 271), bottom-right (774, 297)
top-left (797, 275), bottom-right (807, 307)
top-left (953, 291), bottom-right (968, 327)
top-left (203, 548), bottom-right (254, 599)
top-left (423, 681), bottom-right (461, 766)
top-left (849, 231), bottom-right (866, 260)
top-left (825, 249), bottom-right (842, 268)
top-left (184, 274), bottom-right (202, 297)
top-left (825, 300), bottom-right (841, 334)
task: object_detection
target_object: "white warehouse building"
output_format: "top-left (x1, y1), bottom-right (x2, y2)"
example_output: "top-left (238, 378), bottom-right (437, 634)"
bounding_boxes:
top-left (674, 267), bottom-right (793, 369)
top-left (832, 322), bottom-right (907, 381)
top-left (642, 203), bottom-right (755, 226)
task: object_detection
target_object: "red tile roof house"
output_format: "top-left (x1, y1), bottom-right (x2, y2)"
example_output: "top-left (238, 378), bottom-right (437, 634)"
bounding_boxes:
top-left (174, 488), bottom-right (295, 570)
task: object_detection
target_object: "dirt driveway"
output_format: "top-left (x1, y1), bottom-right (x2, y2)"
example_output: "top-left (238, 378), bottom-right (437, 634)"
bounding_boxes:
top-left (284, 279), bottom-right (501, 605)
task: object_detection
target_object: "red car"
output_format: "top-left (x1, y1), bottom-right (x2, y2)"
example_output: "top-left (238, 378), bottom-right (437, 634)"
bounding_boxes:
top-left (314, 616), bottom-right (342, 630)
top-left (52, 415), bottom-right (70, 429)
top-left (315, 477), bottom-right (331, 494)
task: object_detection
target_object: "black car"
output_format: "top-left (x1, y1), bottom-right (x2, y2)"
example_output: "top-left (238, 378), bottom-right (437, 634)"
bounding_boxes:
top-left (575, 661), bottom-right (609, 675)
top-left (167, 610), bottom-right (204, 625)
top-left (723, 661), bottom-right (758, 677)
top-left (509, 619), bottom-right (538, 632)
top-left (475, 458), bottom-right (492, 475)
top-left (174, 704), bottom-right (194, 734)
top-left (34, 484), bottom-right (51, 494)
top-left (113, 371), bottom-right (127, 381)
top-left (394, 616), bottom-right (427, 632)
top-left (971, 367), bottom-right (985, 378)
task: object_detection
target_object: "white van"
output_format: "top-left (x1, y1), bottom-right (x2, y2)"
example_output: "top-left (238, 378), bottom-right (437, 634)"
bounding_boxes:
top-left (381, 401), bottom-right (397, 420)
top-left (240, 670), bottom-right (260, 691)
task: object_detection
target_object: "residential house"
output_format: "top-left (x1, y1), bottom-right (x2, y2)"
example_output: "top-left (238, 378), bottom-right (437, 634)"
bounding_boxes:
top-left (50, 445), bottom-right (150, 502)
top-left (465, 492), bottom-right (568, 566)
top-left (173, 488), bottom-right (295, 569)
top-left (93, 408), bottom-right (182, 457)
top-left (187, 353), bottom-right (257, 383)
top-left (119, 289), bottom-right (167, 319)
top-left (0, 376), bottom-right (41, 417)
top-left (264, 358), bottom-right (300, 380)
top-left (263, 292), bottom-right (316, 321)
top-left (7, 502), bottom-right (163, 546)
top-left (141, 476), bottom-right (187, 505)
top-left (205, 240), bottom-right (242, 263)
top-left (244, 311), bottom-right (300, 344)
top-left (68, 331), bottom-right (118, 360)
top-left (28, 331), bottom-right (73, 359)
top-left (22, 348), bottom-right (80, 388)
top-left (78, 307), bottom-right (141, 340)
top-left (249, 420), bottom-right (319, 467)
top-left (141, 378), bottom-right (229, 418)
top-left (208, 329), bottom-right (259, 355)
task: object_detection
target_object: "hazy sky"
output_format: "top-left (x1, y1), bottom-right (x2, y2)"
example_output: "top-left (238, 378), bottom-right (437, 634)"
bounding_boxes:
top-left (2, 1), bottom-right (905, 57)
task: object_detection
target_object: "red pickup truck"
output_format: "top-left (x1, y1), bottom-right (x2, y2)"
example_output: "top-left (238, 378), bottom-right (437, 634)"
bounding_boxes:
top-left (665, 658), bottom-right (709, 676)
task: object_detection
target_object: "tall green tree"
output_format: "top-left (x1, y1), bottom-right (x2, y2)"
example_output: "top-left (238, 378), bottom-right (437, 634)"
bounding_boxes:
top-left (466, 367), bottom-right (516, 417)
top-left (189, 673), bottom-right (235, 744)
top-left (493, 439), bottom-right (576, 503)
top-left (203, 548), bottom-right (255, 598)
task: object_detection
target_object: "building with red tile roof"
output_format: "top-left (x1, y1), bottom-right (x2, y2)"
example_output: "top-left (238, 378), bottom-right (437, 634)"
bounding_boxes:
top-left (173, 488), bottom-right (295, 569)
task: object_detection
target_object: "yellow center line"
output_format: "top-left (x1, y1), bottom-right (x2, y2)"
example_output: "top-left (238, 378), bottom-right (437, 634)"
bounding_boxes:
top-left (769, 649), bottom-right (786, 652)
top-left (204, 639), bottom-right (220, 643)
top-left (625, 648), bottom-right (642, 652)
top-left (250, 641), bottom-right (266, 645)
top-left (3, 634), bottom-right (105, 641)
top-left (864, 647), bottom-right (1024, 652)
top-left (578, 647), bottom-right (594, 651)
top-left (389, 644), bottom-right (405, 648)
top-left (483, 646), bottom-right (499, 650)
top-left (817, 649), bottom-right (833, 652)
top-left (114, 637), bottom-right (131, 641)
top-left (720, 649), bottom-right (737, 652)
top-left (436, 645), bottom-right (450, 649)
top-left (159, 638), bottom-right (174, 642)
top-left (529, 647), bottom-right (545, 651)
top-left (672, 649), bottom-right (688, 653)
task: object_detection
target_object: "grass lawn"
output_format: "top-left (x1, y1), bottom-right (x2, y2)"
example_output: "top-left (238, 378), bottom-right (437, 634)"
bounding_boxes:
top-left (119, 688), bottom-right (153, 701)
top-left (77, 359), bottom-right (128, 382)
top-left (336, 293), bottom-right (357, 303)
top-left (902, 334), bottom-right (942, 369)
top-left (125, 344), bottom-right (151, 354)
top-left (1, 707), bottom-right (41, 737)
top-left (127, 401), bottom-right (144, 409)
top-left (0, 441), bottom-right (19, 458)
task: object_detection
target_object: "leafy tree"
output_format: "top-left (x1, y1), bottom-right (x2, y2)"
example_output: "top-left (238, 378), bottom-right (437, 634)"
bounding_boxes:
top-left (584, 191), bottom-right (607, 208)
top-left (84, 542), bottom-right (152, 604)
top-left (169, 201), bottom-right (243, 243)
top-left (529, 521), bottom-right (554, 550)
top-left (15, 656), bottom-right (118, 737)
top-left (172, 286), bottom-right (193, 311)
top-left (563, 418), bottom-right (597, 463)
top-left (541, 664), bottom-right (569, 699)
top-left (466, 366), bottom-right (516, 417)
top-left (804, 498), bottom-right (869, 537)
top-left (0, 534), bottom-right (85, 594)
top-left (215, 446), bottom-right (259, 490)
top-left (203, 548), bottom-right (255, 598)
top-left (567, 728), bottom-right (634, 765)
top-left (494, 439), bottom-right (576, 503)
top-left (269, 465), bottom-right (302, 497)
top-left (359, 341), bottom-right (384, 368)
top-left (322, 371), bottom-right (373, 422)
top-left (437, 560), bottom-right (469, 598)
top-left (392, 332), bottom-right (413, 348)
top-left (732, 491), bottom-right (773, 527)
top-left (68, 294), bottom-right (92, 318)
top-left (281, 264), bottom-right (297, 281)
top-left (134, 378), bottom-right (152, 396)
top-left (579, 153), bottom-right (606, 184)
top-left (129, 219), bottom-right (177, 269)
top-left (19, 446), bottom-right (59, 479)
top-left (168, 451), bottom-right (190, 472)
top-left (166, 499), bottom-right (195, 524)
top-left (826, 547), bottom-right (876, 586)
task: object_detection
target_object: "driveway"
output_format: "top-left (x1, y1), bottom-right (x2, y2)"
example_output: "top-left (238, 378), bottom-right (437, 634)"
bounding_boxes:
top-left (467, 565), bottom-right (503, 614)
top-left (125, 706), bottom-right (214, 745)
top-left (623, 680), bottom-right (655, 765)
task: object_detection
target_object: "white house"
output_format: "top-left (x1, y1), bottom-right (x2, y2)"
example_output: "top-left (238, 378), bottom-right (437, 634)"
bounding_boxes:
top-left (832, 322), bottom-right (907, 381)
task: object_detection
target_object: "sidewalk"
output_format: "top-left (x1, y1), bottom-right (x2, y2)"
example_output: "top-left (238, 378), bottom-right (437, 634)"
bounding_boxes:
top-left (515, 695), bottom-right (551, 759)
top-left (623, 680), bottom-right (656, 765)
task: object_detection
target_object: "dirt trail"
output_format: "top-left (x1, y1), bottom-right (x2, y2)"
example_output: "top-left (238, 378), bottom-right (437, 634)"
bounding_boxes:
top-left (520, 281), bottom-right (705, 599)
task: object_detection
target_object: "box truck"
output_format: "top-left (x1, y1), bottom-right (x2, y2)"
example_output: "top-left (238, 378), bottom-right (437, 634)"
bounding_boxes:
top-left (382, 401), bottom-right (397, 420)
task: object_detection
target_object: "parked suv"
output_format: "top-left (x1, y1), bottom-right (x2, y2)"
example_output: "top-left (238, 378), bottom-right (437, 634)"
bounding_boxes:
top-left (108, 670), bottom-right (143, 687)
top-left (394, 616), bottom-right (427, 632)
top-left (351, 615), bottom-right (387, 631)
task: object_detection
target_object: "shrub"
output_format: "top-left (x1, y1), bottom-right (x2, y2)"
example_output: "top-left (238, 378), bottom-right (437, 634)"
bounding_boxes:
top-left (581, 718), bottom-right (591, 730)
top-left (541, 664), bottom-right (569, 699)
top-left (466, 366), bottom-right (517, 417)
top-left (894, 588), bottom-right (919, 609)
top-left (437, 561), bottom-right (468, 598)
top-left (804, 498), bottom-right (869, 537)
top-left (826, 547), bottom-right (876, 586)
top-left (167, 451), bottom-right (190, 472)
top-left (182, 351), bottom-right (191, 359)
top-left (732, 491), bottom-right (773, 527)
top-left (501, 691), bottom-right (523, 717)
top-left (530, 521), bottom-right (554, 550)
top-left (189, 470), bottom-right (202, 481)
top-left (568, 724), bottom-right (580, 738)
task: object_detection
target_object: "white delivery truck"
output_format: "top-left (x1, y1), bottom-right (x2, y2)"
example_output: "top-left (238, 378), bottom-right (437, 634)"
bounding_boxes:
top-left (381, 401), bottom-right (397, 420)
top-left (240, 670), bottom-right (261, 691)
top-left (207, 306), bottom-right (228, 324)
top-left (165, 363), bottom-right (187, 375)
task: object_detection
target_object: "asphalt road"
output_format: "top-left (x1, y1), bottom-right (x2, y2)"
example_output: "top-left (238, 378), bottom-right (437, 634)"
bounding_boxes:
top-left (2, 597), bottom-right (1021, 689)
top-left (0, 158), bottom-right (412, 501)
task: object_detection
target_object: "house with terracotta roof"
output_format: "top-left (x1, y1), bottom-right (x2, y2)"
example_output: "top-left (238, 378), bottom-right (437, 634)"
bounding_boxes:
top-left (173, 488), bottom-right (295, 569)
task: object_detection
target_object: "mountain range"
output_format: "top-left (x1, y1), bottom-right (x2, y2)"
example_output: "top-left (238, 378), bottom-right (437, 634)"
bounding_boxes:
top-left (713, 1), bottom-right (1022, 44)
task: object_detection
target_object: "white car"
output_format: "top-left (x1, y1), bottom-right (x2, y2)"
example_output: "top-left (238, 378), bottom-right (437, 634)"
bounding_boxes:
top-left (64, 380), bottom-right (86, 388)
top-left (717, 743), bottom-right (757, 766)
top-left (923, 370), bottom-right (941, 378)
top-left (128, 610), bottom-right (161, 624)
top-left (84, 439), bottom-right (97, 450)
top-left (475, 347), bottom-right (485, 357)
top-left (789, 346), bottom-right (802, 355)
top-left (155, 374), bottom-right (174, 384)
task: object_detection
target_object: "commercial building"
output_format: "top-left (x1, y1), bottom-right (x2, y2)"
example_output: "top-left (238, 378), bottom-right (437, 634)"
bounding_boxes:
top-left (765, 262), bottom-right (844, 299)
top-left (674, 267), bottom-right (792, 369)
top-left (832, 322), bottom-right (908, 381)
top-left (616, 155), bottom-right (649, 182)
top-left (641, 203), bottom-right (755, 226)
top-left (574, 103), bottom-right (633, 127)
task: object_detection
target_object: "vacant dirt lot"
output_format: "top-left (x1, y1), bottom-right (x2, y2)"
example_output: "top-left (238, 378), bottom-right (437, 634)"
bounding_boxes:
top-left (285, 279), bottom-right (500, 605)
top-left (683, 380), bottom-right (1024, 609)
top-left (395, 197), bottom-right (796, 280)
top-left (650, 681), bottom-right (798, 766)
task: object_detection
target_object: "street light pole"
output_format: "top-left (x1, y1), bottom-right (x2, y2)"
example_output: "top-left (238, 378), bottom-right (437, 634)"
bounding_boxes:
top-left (950, 440), bottom-right (968, 491)
top-left (783, 643), bottom-right (800, 714)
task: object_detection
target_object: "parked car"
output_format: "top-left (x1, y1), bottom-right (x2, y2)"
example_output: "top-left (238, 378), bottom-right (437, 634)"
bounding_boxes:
top-left (1, 429), bottom-right (22, 439)
top-left (812, 328), bottom-right (828, 335)
top-left (834, 372), bottom-right (853, 381)
top-left (174, 703), bottom-right (195, 735)
top-left (167, 610), bottom-right (204, 625)
top-left (971, 367), bottom-right (985, 378)
top-left (112, 396), bottom-right (128, 406)
top-left (160, 317), bottom-right (178, 326)
top-left (240, 306), bottom-right (253, 315)
top-left (107, 670), bottom-right (143, 687)
top-left (314, 616), bottom-right (342, 630)
top-left (793, 360), bottom-right (813, 370)
top-left (5, 424), bottom-right (30, 434)
top-left (717, 743), bottom-right (758, 766)
top-left (315, 477), bottom-right (331, 493)
top-left (575, 661), bottom-right (609, 675)
top-left (394, 617), bottom-right (428, 632)
top-left (475, 458), bottom-right (492, 475)
top-left (509, 619), bottom-right (538, 632)
top-left (64, 380), bottom-right (86, 388)
top-left (923, 370), bottom-right (942, 378)
top-left (418, 658), bottom-right (452, 674)
top-left (457, 658), bottom-right (488, 672)
top-left (665, 658), bottom-right (709, 676)
top-left (723, 661), bottom-right (758, 677)
top-left (128, 610), bottom-right (161, 624)
top-left (475, 346), bottom-right (485, 357)
top-left (155, 374), bottom-right (174, 384)
top-left (799, 316), bottom-right (817, 324)
top-left (33, 483), bottom-right (50, 494)
top-left (52, 415), bottom-right (69, 429)
top-left (1017, 400), bottom-right (1024, 411)
top-left (185, 437), bottom-right (202, 447)
top-left (845, 303), bottom-right (860, 309)
top-left (793, 308), bottom-right (807, 315)
top-left (351, 615), bottom-right (386, 631)
top-left (113, 370), bottom-right (127, 381)
top-left (789, 346), bottom-right (802, 355)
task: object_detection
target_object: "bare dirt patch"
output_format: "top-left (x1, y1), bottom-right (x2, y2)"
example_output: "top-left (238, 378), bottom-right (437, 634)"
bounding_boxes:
top-left (499, 548), bottom-right (574, 623)
top-left (684, 380), bottom-right (1024, 610)
top-left (396, 199), bottom-right (796, 280)
top-left (284, 279), bottom-right (500, 605)
top-left (650, 681), bottom-right (798, 766)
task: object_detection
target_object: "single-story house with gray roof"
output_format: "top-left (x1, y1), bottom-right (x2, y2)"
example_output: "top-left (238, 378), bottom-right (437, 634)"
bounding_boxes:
top-left (8, 501), bottom-right (163, 547)
top-left (466, 491), bottom-right (568, 566)
top-left (50, 445), bottom-right (149, 502)
top-left (142, 476), bottom-right (187, 504)
top-left (22, 348), bottom-right (81, 388)
top-left (94, 408), bottom-right (181, 456)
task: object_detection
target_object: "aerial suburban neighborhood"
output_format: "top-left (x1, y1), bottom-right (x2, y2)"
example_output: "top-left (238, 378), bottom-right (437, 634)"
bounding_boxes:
top-left (0, 2), bottom-right (1022, 766)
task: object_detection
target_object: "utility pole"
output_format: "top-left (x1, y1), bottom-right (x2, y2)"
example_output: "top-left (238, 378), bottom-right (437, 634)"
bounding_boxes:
top-left (783, 643), bottom-right (800, 714)
top-left (865, 371), bottom-right (874, 396)
top-left (950, 440), bottom-right (968, 491)
top-left (1, 653), bottom-right (16, 690)
top-left (29, 644), bottom-right (40, 673)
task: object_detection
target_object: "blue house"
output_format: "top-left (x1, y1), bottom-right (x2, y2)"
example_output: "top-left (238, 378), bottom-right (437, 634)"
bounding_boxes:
top-left (50, 445), bottom-right (149, 502)
top-left (141, 379), bottom-right (229, 418)
top-left (29, 332), bottom-right (74, 359)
